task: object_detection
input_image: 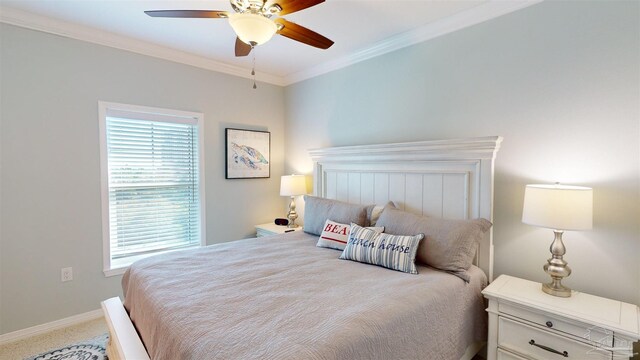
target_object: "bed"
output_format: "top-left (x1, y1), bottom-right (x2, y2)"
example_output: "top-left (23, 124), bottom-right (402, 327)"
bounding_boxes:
top-left (102, 136), bottom-right (503, 360)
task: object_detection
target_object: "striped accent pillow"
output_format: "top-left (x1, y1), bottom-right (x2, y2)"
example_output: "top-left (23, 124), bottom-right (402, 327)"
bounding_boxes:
top-left (339, 224), bottom-right (424, 274)
top-left (316, 220), bottom-right (384, 251)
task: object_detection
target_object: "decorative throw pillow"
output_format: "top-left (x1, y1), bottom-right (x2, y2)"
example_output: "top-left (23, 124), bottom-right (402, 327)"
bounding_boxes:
top-left (339, 224), bottom-right (423, 274)
top-left (316, 219), bottom-right (384, 250)
top-left (303, 195), bottom-right (368, 236)
top-left (375, 207), bottom-right (492, 278)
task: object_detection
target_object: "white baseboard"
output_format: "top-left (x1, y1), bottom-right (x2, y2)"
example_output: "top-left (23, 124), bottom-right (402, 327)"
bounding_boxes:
top-left (0, 309), bottom-right (103, 346)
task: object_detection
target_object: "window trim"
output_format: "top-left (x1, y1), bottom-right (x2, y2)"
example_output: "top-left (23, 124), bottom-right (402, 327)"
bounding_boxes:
top-left (98, 101), bottom-right (206, 277)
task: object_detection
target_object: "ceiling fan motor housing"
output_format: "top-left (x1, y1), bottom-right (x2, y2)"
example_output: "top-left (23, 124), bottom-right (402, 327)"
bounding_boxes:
top-left (231, 0), bottom-right (281, 16)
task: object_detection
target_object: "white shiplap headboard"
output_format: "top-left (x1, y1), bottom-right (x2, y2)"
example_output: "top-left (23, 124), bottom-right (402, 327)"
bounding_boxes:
top-left (308, 136), bottom-right (502, 281)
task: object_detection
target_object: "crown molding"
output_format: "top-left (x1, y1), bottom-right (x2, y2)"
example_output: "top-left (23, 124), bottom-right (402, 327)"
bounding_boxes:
top-left (282, 0), bottom-right (542, 85)
top-left (308, 136), bottom-right (503, 161)
top-left (0, 6), bottom-right (286, 86)
top-left (1, 1), bottom-right (541, 88)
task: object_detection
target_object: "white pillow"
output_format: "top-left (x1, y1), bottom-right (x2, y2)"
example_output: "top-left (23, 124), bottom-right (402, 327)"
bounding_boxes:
top-left (365, 201), bottom-right (396, 226)
top-left (316, 219), bottom-right (384, 251)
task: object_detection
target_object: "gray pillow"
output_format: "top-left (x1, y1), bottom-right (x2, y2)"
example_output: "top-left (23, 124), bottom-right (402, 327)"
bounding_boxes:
top-left (303, 195), bottom-right (367, 236)
top-left (375, 207), bottom-right (492, 277)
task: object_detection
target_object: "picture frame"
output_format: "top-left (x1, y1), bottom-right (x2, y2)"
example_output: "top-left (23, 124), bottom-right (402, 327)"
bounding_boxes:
top-left (225, 128), bottom-right (271, 179)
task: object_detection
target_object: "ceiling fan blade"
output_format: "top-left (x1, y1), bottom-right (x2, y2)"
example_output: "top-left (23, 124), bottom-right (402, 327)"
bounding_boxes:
top-left (266, 0), bottom-right (324, 16)
top-left (235, 37), bottom-right (252, 57)
top-left (144, 10), bottom-right (228, 18)
top-left (274, 18), bottom-right (333, 49)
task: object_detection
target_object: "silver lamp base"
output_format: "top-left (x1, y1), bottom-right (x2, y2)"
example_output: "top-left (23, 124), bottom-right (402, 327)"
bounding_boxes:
top-left (542, 230), bottom-right (572, 297)
top-left (542, 281), bottom-right (571, 297)
top-left (286, 196), bottom-right (299, 228)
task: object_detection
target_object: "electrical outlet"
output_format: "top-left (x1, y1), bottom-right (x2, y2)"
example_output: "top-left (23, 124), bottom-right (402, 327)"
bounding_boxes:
top-left (61, 267), bottom-right (73, 282)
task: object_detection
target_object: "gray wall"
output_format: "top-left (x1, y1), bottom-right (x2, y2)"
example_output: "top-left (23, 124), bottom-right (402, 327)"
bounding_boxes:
top-left (1, 0), bottom-right (639, 336)
top-left (0, 24), bottom-right (285, 334)
top-left (285, 1), bottom-right (640, 305)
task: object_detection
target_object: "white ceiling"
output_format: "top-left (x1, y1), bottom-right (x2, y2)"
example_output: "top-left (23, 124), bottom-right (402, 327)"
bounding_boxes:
top-left (0, 0), bottom-right (539, 85)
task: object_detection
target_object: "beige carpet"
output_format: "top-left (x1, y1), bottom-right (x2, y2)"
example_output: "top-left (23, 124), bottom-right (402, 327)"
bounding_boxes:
top-left (0, 318), bottom-right (107, 360)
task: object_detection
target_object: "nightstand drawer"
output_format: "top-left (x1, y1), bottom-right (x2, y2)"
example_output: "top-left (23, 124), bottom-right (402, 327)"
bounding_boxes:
top-left (498, 317), bottom-right (612, 360)
top-left (497, 348), bottom-right (527, 360)
top-left (499, 303), bottom-right (613, 347)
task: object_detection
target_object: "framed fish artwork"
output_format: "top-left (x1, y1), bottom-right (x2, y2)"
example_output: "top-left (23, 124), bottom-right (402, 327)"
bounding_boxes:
top-left (225, 128), bottom-right (271, 179)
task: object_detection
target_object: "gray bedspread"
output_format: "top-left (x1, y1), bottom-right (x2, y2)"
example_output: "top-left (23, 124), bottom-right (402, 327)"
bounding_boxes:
top-left (122, 231), bottom-right (487, 360)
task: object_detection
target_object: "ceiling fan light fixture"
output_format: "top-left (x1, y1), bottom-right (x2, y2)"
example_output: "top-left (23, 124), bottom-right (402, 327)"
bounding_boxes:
top-left (229, 13), bottom-right (277, 46)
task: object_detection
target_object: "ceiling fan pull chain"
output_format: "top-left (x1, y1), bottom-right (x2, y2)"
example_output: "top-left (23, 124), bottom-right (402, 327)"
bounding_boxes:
top-left (252, 51), bottom-right (257, 89)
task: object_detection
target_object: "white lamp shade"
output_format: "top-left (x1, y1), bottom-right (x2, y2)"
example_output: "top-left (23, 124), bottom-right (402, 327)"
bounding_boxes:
top-left (280, 175), bottom-right (307, 196)
top-left (229, 13), bottom-right (277, 45)
top-left (522, 184), bottom-right (593, 231)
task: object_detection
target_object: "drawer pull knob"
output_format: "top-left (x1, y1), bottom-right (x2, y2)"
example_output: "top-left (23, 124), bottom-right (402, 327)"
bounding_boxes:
top-left (546, 321), bottom-right (553, 328)
top-left (529, 339), bottom-right (568, 357)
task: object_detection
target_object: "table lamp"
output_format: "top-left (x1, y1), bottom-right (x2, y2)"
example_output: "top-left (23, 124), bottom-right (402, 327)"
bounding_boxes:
top-left (280, 175), bottom-right (307, 228)
top-left (522, 183), bottom-right (593, 297)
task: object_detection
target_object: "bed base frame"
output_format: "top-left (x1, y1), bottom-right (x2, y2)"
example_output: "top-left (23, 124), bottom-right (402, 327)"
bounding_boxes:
top-left (101, 297), bottom-right (485, 360)
top-left (102, 136), bottom-right (501, 359)
top-left (101, 297), bottom-right (149, 360)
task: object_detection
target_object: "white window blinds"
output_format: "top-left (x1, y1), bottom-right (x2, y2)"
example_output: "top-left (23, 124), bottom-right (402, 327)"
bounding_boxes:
top-left (99, 102), bottom-right (205, 275)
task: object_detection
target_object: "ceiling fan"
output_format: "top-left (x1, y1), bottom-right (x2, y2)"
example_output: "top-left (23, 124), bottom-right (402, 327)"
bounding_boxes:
top-left (145, 0), bottom-right (334, 57)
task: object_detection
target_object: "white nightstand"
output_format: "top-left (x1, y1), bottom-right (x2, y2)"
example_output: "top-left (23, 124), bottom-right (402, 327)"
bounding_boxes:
top-left (482, 275), bottom-right (640, 360)
top-left (255, 223), bottom-right (303, 237)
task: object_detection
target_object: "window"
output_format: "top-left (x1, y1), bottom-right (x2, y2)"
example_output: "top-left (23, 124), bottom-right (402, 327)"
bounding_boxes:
top-left (99, 102), bottom-right (205, 276)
